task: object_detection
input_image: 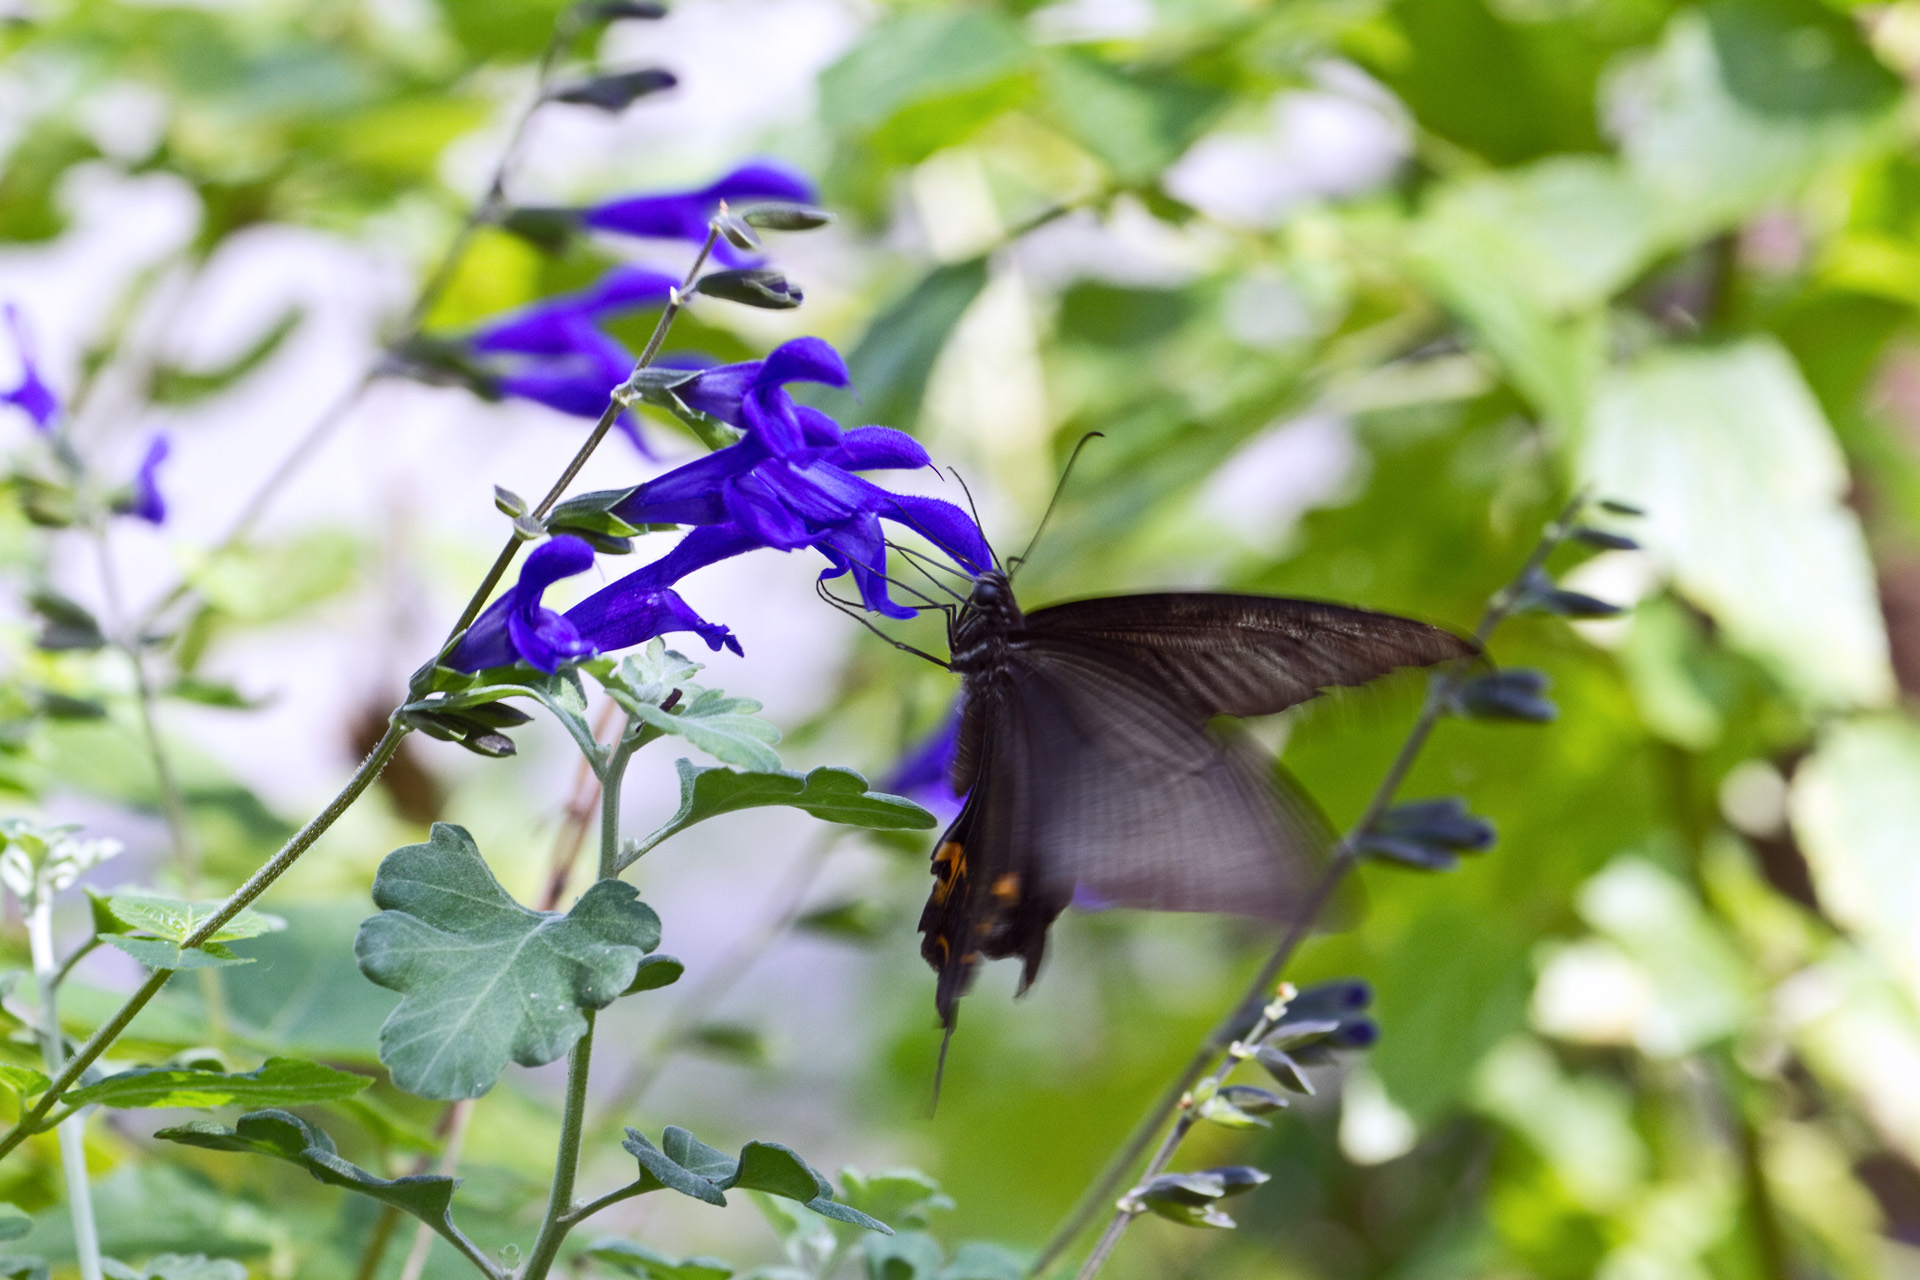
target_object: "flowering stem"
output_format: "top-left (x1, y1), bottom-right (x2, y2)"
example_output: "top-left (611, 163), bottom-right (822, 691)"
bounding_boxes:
top-left (434, 224), bottom-right (722, 656)
top-left (0, 719), bottom-right (409, 1162)
top-left (1047, 496), bottom-right (1589, 1280)
top-left (28, 896), bottom-right (103, 1280)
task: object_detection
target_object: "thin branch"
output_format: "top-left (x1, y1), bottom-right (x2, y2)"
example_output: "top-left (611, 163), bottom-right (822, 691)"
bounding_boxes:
top-left (92, 528), bottom-right (198, 877)
top-left (1045, 495), bottom-right (1589, 1280)
top-left (0, 719), bottom-right (409, 1161)
top-left (559, 1177), bottom-right (648, 1228)
top-left (27, 894), bottom-right (102, 1280)
top-left (50, 936), bottom-right (100, 993)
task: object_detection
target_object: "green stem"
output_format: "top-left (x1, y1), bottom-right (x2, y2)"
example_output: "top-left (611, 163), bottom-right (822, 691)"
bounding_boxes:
top-left (1045, 495), bottom-right (1589, 1280)
top-left (520, 1012), bottom-right (596, 1280)
top-left (519, 709), bottom-right (640, 1277)
top-left (0, 720), bottom-right (409, 1163)
top-left (425, 225), bottom-right (722, 675)
top-left (598, 737), bottom-right (635, 883)
top-left (558, 1178), bottom-right (647, 1229)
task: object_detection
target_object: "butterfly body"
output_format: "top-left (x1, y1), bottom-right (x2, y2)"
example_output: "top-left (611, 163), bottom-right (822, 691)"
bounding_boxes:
top-left (918, 569), bottom-right (1472, 1026)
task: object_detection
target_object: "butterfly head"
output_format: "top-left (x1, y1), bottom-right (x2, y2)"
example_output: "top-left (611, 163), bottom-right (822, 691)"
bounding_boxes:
top-left (949, 571), bottom-right (1023, 671)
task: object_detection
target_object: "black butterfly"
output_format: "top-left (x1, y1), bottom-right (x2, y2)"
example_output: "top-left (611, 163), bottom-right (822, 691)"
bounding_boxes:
top-left (915, 572), bottom-right (1473, 1030)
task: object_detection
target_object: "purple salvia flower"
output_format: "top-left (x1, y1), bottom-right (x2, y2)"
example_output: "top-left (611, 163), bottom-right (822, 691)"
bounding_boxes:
top-left (3, 305), bottom-right (58, 430)
top-left (673, 336), bottom-right (851, 456)
top-left (446, 533), bottom-right (738, 674)
top-left (123, 435), bottom-right (169, 524)
top-left (561, 523), bottom-right (747, 659)
top-left (606, 343), bottom-right (991, 620)
top-left (582, 162), bottom-right (813, 265)
top-left (486, 318), bottom-right (652, 454)
top-left (470, 265), bottom-right (678, 357)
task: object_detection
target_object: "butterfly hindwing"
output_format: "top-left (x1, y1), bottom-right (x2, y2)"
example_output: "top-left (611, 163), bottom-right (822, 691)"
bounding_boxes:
top-left (918, 669), bottom-right (1071, 1025)
top-left (918, 647), bottom-right (1332, 1024)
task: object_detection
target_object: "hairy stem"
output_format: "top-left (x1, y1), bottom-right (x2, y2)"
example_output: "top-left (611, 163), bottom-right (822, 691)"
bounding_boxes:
top-left (520, 716), bottom-right (633, 1279)
top-left (1050, 497), bottom-right (1587, 1280)
top-left (0, 720), bottom-right (409, 1161)
top-left (521, 1012), bottom-right (596, 1280)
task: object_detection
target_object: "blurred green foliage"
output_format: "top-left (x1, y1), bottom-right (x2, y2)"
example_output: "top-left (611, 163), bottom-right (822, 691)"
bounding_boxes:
top-left (4, 0), bottom-right (1920, 1276)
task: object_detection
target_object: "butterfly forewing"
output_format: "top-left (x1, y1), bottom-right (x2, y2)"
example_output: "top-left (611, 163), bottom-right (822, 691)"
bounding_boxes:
top-left (1023, 593), bottom-right (1475, 721)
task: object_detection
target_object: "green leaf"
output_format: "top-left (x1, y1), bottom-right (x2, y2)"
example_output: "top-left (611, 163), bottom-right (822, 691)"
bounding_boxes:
top-left (103, 936), bottom-right (253, 971)
top-left (355, 823), bottom-right (661, 1099)
top-left (1619, 14), bottom-right (1893, 245)
top-left (65, 1057), bottom-right (371, 1109)
top-left (839, 1169), bottom-right (954, 1230)
top-left (624, 1128), bottom-right (729, 1205)
top-left (0, 1066), bottom-right (49, 1103)
top-left (622, 762), bottom-right (936, 868)
top-left (163, 678), bottom-right (267, 710)
top-left (150, 308), bottom-right (302, 405)
top-left (1792, 717), bottom-right (1920, 994)
top-left (625, 688), bottom-right (782, 772)
top-left (819, 10), bottom-right (1032, 161)
top-left (593, 641), bottom-right (703, 706)
top-left (1039, 54), bottom-right (1225, 186)
top-left (156, 1109), bottom-right (458, 1233)
top-left (99, 895), bottom-right (285, 944)
top-left (731, 1142), bottom-right (821, 1202)
top-left (626, 953), bottom-right (684, 994)
top-left (812, 259), bottom-right (987, 433)
top-left (585, 1239), bottom-right (734, 1280)
top-left (190, 530), bottom-right (361, 626)
top-left (1579, 339), bottom-right (1894, 709)
top-left (0, 1205), bottom-right (28, 1242)
top-left (619, 1126), bottom-right (893, 1233)
top-left (864, 1231), bottom-right (943, 1280)
top-left (794, 899), bottom-right (887, 943)
top-left (1705, 0), bottom-right (1900, 120)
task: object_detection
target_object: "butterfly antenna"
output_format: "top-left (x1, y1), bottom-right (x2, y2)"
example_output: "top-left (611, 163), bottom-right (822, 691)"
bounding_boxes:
top-left (928, 1018), bottom-right (957, 1117)
top-left (814, 580), bottom-right (952, 669)
top-left (838, 544), bottom-right (960, 612)
top-left (943, 468), bottom-right (1000, 572)
top-left (1009, 431), bottom-right (1103, 580)
top-left (885, 540), bottom-right (969, 603)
